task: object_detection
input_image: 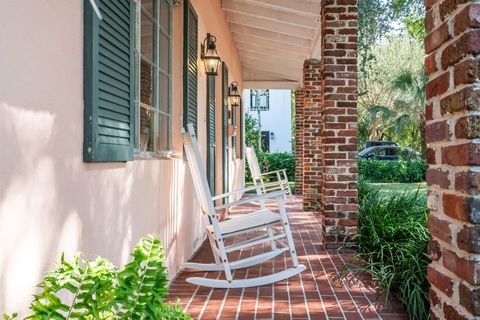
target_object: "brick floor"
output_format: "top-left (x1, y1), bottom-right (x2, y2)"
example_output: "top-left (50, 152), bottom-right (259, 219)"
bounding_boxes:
top-left (166, 196), bottom-right (408, 320)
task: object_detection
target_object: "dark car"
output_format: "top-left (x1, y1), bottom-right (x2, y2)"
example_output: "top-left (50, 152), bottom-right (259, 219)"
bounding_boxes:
top-left (358, 145), bottom-right (419, 161)
top-left (362, 140), bottom-right (397, 149)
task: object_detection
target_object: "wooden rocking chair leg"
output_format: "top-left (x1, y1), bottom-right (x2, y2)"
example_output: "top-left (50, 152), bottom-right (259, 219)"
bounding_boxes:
top-left (278, 196), bottom-right (300, 267)
top-left (267, 227), bottom-right (277, 250)
top-left (208, 235), bottom-right (221, 264)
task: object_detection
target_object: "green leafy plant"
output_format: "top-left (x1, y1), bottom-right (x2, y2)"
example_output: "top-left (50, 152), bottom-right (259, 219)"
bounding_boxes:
top-left (3, 314), bottom-right (17, 320)
top-left (114, 235), bottom-right (170, 319)
top-left (358, 158), bottom-right (427, 183)
top-left (245, 151), bottom-right (295, 182)
top-left (17, 234), bottom-right (190, 320)
top-left (345, 179), bottom-right (430, 320)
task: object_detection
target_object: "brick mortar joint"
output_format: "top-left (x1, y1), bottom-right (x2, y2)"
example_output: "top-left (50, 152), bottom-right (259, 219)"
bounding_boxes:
top-left (433, 232), bottom-right (480, 260)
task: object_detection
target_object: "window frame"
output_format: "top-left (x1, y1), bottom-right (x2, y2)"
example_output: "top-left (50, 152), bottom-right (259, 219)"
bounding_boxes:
top-left (134, 0), bottom-right (173, 159)
top-left (250, 89), bottom-right (270, 112)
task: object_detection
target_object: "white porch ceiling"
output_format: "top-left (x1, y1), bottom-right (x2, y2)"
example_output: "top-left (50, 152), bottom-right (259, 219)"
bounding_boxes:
top-left (221, 0), bottom-right (321, 89)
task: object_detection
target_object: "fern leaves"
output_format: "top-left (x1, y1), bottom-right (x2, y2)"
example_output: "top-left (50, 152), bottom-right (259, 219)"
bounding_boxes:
top-left (114, 235), bottom-right (168, 319)
top-left (23, 234), bottom-right (191, 320)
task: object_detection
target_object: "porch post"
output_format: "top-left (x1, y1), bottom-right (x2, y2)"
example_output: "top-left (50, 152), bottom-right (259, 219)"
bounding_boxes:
top-left (425, 2), bottom-right (480, 319)
top-left (294, 88), bottom-right (305, 195)
top-left (320, 0), bottom-right (359, 244)
top-left (302, 60), bottom-right (323, 211)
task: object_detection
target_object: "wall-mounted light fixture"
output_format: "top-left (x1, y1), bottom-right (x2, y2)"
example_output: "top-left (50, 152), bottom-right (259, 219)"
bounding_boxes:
top-left (201, 33), bottom-right (221, 76)
top-left (228, 81), bottom-right (241, 107)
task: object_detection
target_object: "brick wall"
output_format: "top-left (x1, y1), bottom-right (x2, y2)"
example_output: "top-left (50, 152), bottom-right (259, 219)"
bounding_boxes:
top-left (320, 0), bottom-right (358, 244)
top-left (295, 88), bottom-right (305, 195)
top-left (303, 59), bottom-right (323, 211)
top-left (425, 1), bottom-right (480, 319)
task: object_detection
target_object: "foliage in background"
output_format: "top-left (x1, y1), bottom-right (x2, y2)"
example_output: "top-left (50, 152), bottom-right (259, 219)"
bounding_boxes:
top-left (245, 113), bottom-right (260, 151)
top-left (9, 234), bottom-right (191, 320)
top-left (358, 0), bottom-right (424, 73)
top-left (358, 36), bottom-right (425, 151)
top-left (358, 158), bottom-right (427, 183)
top-left (347, 180), bottom-right (430, 320)
top-left (245, 151), bottom-right (295, 183)
top-left (358, 0), bottom-right (426, 153)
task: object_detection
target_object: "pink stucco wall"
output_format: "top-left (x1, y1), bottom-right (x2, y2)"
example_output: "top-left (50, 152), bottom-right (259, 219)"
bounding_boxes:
top-left (0, 0), bottom-right (243, 316)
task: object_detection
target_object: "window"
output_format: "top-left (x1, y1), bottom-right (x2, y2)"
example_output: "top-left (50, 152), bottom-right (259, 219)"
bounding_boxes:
top-left (137, 0), bottom-right (172, 153)
top-left (250, 89), bottom-right (270, 111)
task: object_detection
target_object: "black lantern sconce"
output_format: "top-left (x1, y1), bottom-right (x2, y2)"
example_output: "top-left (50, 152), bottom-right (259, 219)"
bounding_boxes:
top-left (228, 81), bottom-right (241, 108)
top-left (201, 33), bottom-right (221, 76)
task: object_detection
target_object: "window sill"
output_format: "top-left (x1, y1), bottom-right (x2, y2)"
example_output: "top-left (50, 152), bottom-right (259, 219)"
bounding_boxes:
top-left (134, 150), bottom-right (176, 160)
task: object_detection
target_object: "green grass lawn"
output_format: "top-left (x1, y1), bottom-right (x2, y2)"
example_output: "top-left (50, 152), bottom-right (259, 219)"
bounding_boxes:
top-left (245, 181), bottom-right (426, 197)
top-left (367, 182), bottom-right (428, 197)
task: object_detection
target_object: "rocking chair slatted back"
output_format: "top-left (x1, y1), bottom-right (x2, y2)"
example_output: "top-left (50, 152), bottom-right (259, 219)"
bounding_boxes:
top-left (181, 124), bottom-right (217, 223)
top-left (246, 147), bottom-right (262, 180)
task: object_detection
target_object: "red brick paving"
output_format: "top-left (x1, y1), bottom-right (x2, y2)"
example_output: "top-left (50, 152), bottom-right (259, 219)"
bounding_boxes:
top-left (166, 196), bottom-right (408, 320)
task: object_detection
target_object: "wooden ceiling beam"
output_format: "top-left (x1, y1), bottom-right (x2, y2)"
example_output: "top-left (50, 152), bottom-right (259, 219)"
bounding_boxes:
top-left (238, 50), bottom-right (301, 67)
top-left (234, 36), bottom-right (309, 55)
top-left (230, 23), bottom-right (312, 48)
top-left (243, 0), bottom-right (321, 17)
top-left (242, 64), bottom-right (301, 82)
top-left (222, 0), bottom-right (319, 29)
top-left (241, 57), bottom-right (303, 76)
top-left (225, 11), bottom-right (315, 39)
top-left (237, 48), bottom-right (306, 63)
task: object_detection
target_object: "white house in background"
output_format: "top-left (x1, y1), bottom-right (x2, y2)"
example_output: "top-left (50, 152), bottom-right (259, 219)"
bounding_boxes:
top-left (244, 89), bottom-right (293, 153)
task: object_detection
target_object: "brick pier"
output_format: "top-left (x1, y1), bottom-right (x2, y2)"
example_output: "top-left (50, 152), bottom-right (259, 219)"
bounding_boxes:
top-left (301, 0), bottom-right (359, 245)
top-left (425, 1), bottom-right (480, 319)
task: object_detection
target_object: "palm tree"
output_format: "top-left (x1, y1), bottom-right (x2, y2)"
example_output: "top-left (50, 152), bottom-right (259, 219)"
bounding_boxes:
top-left (363, 68), bottom-right (426, 155)
top-left (391, 68), bottom-right (427, 155)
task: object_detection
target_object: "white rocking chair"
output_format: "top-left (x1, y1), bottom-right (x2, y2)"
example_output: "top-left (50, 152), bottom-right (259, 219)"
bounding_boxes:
top-left (181, 124), bottom-right (306, 288)
top-left (246, 147), bottom-right (292, 198)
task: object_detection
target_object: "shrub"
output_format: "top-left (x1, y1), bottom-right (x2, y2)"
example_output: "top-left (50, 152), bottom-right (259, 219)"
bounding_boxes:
top-left (358, 158), bottom-right (427, 183)
top-left (246, 151), bottom-right (295, 182)
top-left (8, 234), bottom-right (191, 320)
top-left (348, 180), bottom-right (430, 320)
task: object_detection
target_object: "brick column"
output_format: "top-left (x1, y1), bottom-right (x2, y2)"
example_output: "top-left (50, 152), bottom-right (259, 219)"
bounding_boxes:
top-left (425, 2), bottom-right (480, 319)
top-left (295, 88), bottom-right (305, 195)
top-left (303, 60), bottom-right (323, 211)
top-left (320, 0), bottom-right (358, 244)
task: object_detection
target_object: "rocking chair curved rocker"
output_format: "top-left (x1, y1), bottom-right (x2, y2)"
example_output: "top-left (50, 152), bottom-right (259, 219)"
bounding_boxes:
top-left (181, 124), bottom-right (306, 288)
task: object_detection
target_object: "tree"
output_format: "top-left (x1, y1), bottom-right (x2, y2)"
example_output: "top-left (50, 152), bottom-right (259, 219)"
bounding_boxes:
top-left (357, 0), bottom-right (425, 75)
top-left (357, 36), bottom-right (425, 152)
top-left (245, 113), bottom-right (260, 151)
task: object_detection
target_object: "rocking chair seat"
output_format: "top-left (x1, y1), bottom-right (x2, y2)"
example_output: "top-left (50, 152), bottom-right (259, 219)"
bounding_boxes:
top-left (208, 209), bottom-right (281, 236)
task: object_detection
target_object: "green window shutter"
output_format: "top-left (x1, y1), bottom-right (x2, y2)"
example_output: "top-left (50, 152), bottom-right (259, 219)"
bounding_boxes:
top-left (239, 98), bottom-right (244, 159)
top-left (232, 104), bottom-right (237, 156)
top-left (183, 0), bottom-right (198, 133)
top-left (221, 63), bottom-right (229, 195)
top-left (207, 76), bottom-right (216, 194)
top-left (83, 0), bottom-right (135, 162)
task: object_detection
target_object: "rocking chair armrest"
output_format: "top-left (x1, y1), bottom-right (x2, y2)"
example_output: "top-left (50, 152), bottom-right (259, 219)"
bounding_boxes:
top-left (260, 169), bottom-right (287, 177)
top-left (214, 190), bottom-right (288, 210)
top-left (212, 184), bottom-right (265, 201)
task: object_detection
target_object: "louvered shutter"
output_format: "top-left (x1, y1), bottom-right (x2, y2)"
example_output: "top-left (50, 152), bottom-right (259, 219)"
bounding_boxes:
top-left (239, 98), bottom-right (244, 159)
top-left (221, 63), bottom-right (229, 195)
top-left (183, 0), bottom-right (198, 133)
top-left (232, 104), bottom-right (237, 157)
top-left (84, 0), bottom-right (135, 162)
top-left (207, 76), bottom-right (216, 194)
